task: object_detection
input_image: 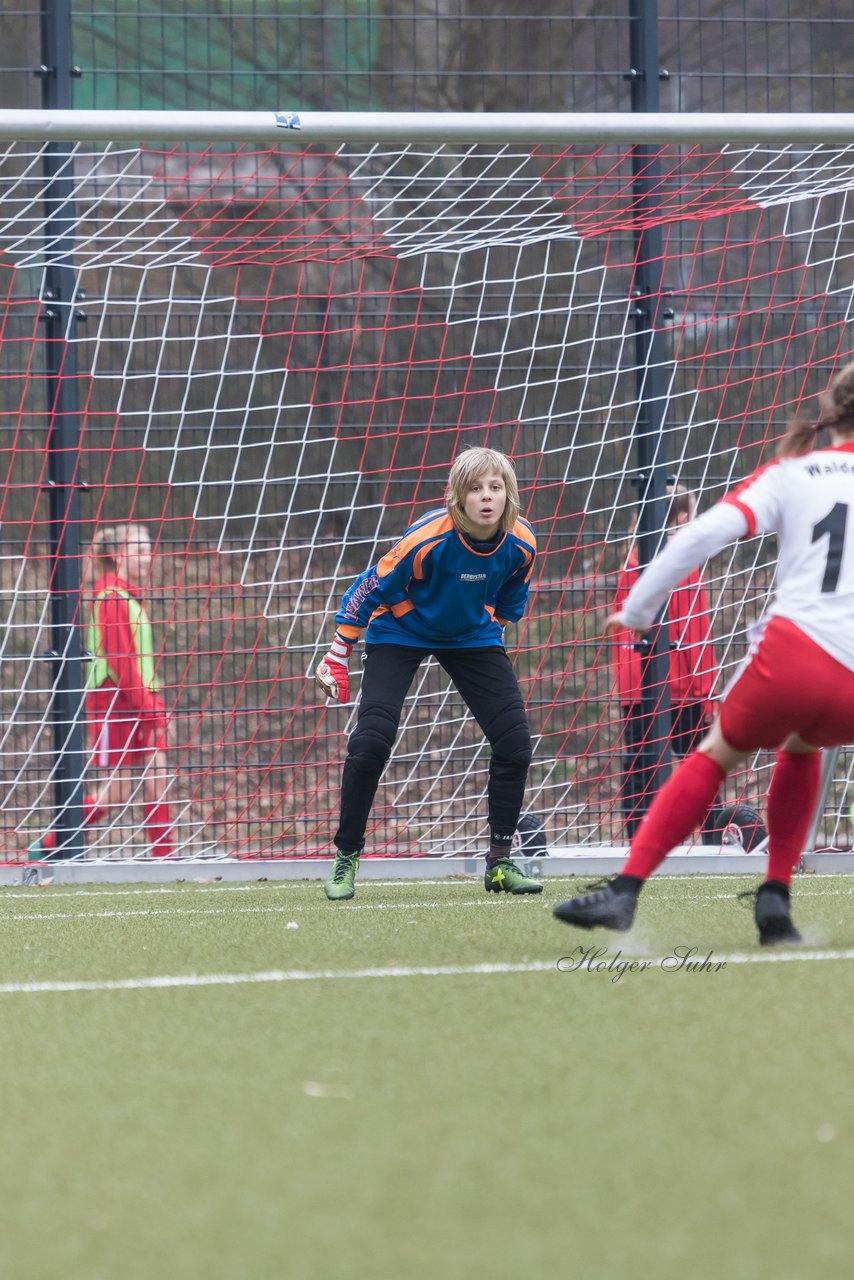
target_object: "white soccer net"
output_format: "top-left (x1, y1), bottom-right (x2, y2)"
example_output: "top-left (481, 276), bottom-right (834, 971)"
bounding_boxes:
top-left (1, 116), bottom-right (853, 861)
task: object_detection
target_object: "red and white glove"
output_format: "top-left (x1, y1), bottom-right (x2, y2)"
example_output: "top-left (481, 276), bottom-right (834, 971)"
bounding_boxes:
top-left (315, 634), bottom-right (353, 703)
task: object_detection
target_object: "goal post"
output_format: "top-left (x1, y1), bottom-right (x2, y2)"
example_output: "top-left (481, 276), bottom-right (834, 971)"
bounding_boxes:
top-left (1, 109), bottom-right (853, 870)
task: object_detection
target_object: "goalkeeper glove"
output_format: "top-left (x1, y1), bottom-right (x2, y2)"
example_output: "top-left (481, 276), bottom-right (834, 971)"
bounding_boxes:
top-left (315, 633), bottom-right (353, 703)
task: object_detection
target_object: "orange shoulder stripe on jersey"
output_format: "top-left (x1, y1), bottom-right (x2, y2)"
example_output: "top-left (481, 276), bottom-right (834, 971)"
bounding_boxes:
top-left (376, 513), bottom-right (452, 579)
top-left (413, 536), bottom-right (445, 579)
top-left (512, 521), bottom-right (537, 579)
top-left (512, 519), bottom-right (537, 556)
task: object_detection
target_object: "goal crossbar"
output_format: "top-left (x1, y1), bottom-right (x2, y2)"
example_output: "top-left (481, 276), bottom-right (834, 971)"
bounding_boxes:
top-left (1, 109), bottom-right (854, 145)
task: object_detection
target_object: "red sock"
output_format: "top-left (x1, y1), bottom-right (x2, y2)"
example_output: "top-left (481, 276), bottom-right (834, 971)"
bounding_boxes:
top-left (42, 795), bottom-right (105, 852)
top-left (623, 751), bottom-right (726, 879)
top-left (144, 801), bottom-right (174, 858)
top-left (766, 751), bottom-right (822, 886)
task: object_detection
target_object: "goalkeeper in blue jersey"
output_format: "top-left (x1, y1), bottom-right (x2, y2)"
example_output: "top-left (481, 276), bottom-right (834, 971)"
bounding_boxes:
top-left (314, 446), bottom-right (542, 901)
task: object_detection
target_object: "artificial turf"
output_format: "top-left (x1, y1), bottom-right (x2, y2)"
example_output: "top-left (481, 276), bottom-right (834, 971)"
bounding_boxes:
top-left (1, 872), bottom-right (853, 1280)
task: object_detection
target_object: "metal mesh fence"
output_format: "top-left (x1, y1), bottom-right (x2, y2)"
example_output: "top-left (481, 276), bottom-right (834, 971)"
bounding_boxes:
top-left (2, 3), bottom-right (854, 858)
top-left (4, 3), bottom-right (852, 116)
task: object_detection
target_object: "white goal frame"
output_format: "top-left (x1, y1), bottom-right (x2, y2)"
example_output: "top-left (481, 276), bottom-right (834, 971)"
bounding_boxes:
top-left (1, 108), bottom-right (854, 885)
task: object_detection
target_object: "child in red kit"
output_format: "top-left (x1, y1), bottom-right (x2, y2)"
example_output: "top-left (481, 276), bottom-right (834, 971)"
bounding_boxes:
top-left (29, 523), bottom-right (175, 859)
top-left (613, 484), bottom-right (717, 836)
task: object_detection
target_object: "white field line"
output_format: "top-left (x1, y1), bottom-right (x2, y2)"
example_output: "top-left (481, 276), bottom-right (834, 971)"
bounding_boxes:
top-left (4, 949), bottom-right (854, 996)
top-left (0, 900), bottom-right (492, 922)
top-left (0, 872), bottom-right (829, 904)
top-left (0, 887), bottom-right (852, 920)
top-left (0, 961), bottom-right (556, 995)
top-left (694, 887), bottom-right (854, 900)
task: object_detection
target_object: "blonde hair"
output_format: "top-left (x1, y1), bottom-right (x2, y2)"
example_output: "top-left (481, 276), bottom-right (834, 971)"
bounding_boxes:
top-left (628, 480), bottom-right (696, 540)
top-left (665, 481), bottom-right (696, 528)
top-left (445, 447), bottom-right (521, 535)
top-left (777, 361), bottom-right (854, 458)
top-left (89, 523), bottom-right (151, 574)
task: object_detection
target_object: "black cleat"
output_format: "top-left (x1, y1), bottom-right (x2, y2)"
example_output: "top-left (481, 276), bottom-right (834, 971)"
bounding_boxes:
top-left (754, 880), bottom-right (802, 947)
top-left (552, 875), bottom-right (642, 932)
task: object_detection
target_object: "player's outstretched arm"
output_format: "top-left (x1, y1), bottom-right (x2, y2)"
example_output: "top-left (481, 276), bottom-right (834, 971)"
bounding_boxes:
top-left (315, 633), bottom-right (354, 703)
top-left (618, 502), bottom-right (749, 632)
top-left (604, 610), bottom-right (649, 637)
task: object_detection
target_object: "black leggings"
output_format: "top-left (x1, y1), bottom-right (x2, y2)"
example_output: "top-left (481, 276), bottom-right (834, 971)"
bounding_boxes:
top-left (620, 700), bottom-right (707, 838)
top-left (334, 645), bottom-right (532, 853)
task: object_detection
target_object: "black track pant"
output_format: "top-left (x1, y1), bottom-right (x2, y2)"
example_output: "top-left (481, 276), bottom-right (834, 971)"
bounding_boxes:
top-left (620, 700), bottom-right (707, 838)
top-left (334, 644), bottom-right (532, 853)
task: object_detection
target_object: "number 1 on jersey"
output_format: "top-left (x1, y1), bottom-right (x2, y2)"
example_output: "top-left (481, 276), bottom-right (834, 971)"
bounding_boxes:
top-left (811, 502), bottom-right (848, 593)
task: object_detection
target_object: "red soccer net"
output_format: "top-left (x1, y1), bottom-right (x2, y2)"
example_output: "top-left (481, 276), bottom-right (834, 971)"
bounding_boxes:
top-left (2, 135), bottom-right (853, 860)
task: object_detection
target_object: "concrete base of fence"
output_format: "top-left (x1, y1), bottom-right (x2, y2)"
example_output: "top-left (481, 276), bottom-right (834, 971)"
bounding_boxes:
top-left (3, 847), bottom-right (854, 886)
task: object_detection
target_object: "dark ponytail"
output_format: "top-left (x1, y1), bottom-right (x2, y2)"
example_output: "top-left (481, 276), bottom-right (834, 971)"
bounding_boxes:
top-left (818, 360), bottom-right (854, 431)
top-left (776, 417), bottom-right (821, 459)
top-left (777, 361), bottom-right (854, 458)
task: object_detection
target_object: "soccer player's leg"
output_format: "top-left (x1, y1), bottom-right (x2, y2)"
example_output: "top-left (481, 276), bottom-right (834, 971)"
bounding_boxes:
top-left (327, 645), bottom-right (423, 900)
top-left (28, 794), bottom-right (107, 860)
top-left (27, 700), bottom-right (119, 859)
top-left (747, 737), bottom-right (810, 946)
top-left (442, 648), bottom-right (541, 895)
top-left (753, 631), bottom-right (854, 943)
top-left (720, 619), bottom-right (854, 943)
top-left (554, 621), bottom-right (828, 933)
top-left (141, 738), bottom-right (175, 859)
top-left (553, 730), bottom-right (737, 931)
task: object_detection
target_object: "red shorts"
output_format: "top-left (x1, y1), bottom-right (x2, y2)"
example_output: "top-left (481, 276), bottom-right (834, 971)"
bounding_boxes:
top-left (720, 617), bottom-right (854, 752)
top-left (87, 687), bottom-right (166, 770)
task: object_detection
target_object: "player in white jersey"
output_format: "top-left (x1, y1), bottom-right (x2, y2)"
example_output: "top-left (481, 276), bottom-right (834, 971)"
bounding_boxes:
top-left (554, 360), bottom-right (854, 945)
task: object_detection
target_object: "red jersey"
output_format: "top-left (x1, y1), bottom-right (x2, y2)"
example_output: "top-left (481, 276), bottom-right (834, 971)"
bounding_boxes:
top-left (86, 572), bottom-right (166, 723)
top-left (612, 552), bottom-right (717, 707)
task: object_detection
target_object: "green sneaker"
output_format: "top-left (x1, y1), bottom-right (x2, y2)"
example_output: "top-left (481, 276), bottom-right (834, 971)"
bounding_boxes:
top-left (324, 850), bottom-right (360, 901)
top-left (484, 857), bottom-right (543, 895)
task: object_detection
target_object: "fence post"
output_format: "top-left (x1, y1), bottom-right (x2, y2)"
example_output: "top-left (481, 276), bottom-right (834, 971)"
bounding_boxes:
top-left (626, 0), bottom-right (674, 803)
top-left (36, 0), bottom-right (86, 858)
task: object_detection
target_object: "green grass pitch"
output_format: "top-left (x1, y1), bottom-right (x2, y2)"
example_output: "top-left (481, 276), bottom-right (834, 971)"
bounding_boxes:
top-left (1, 872), bottom-right (853, 1280)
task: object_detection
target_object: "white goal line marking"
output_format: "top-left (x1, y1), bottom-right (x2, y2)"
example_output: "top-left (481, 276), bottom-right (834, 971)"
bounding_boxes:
top-left (1, 872), bottom-right (827, 904)
top-left (0, 900), bottom-right (492, 923)
top-left (4, 948), bottom-right (854, 995)
top-left (1, 887), bottom-right (851, 921)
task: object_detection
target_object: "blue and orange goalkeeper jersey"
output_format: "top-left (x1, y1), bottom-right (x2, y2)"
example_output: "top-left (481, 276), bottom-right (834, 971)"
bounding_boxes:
top-left (335, 509), bottom-right (537, 649)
